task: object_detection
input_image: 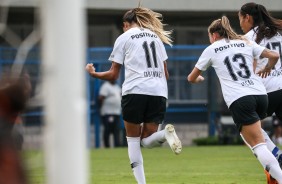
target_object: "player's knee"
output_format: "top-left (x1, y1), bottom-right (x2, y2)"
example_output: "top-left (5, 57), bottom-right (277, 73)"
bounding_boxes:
top-left (140, 138), bottom-right (154, 148)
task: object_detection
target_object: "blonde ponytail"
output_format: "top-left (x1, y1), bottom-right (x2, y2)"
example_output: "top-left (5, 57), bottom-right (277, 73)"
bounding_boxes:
top-left (208, 16), bottom-right (245, 41)
top-left (123, 7), bottom-right (173, 46)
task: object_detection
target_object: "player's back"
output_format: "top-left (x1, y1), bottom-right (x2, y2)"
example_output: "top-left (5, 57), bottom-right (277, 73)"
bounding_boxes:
top-left (206, 39), bottom-right (266, 106)
top-left (247, 31), bottom-right (282, 93)
top-left (115, 27), bottom-right (168, 98)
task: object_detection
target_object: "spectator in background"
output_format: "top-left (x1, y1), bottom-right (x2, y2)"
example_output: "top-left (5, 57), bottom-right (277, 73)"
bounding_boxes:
top-left (99, 80), bottom-right (121, 148)
top-left (272, 114), bottom-right (282, 145)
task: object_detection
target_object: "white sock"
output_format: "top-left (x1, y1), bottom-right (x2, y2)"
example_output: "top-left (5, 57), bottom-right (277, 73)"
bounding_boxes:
top-left (252, 143), bottom-right (282, 183)
top-left (241, 130), bottom-right (282, 159)
top-left (127, 137), bottom-right (146, 184)
top-left (261, 128), bottom-right (282, 158)
top-left (141, 130), bottom-right (166, 148)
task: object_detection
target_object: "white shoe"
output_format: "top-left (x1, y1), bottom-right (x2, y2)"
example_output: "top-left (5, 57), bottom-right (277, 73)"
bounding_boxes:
top-left (165, 124), bottom-right (182, 155)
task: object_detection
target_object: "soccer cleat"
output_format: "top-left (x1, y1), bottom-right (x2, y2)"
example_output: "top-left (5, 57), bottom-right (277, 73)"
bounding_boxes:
top-left (264, 170), bottom-right (278, 184)
top-left (165, 124), bottom-right (182, 155)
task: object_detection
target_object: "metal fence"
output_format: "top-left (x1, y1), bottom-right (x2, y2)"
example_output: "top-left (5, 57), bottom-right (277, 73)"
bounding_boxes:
top-left (0, 45), bottom-right (222, 148)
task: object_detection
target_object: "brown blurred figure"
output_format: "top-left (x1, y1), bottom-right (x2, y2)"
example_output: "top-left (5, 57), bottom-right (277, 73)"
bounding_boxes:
top-left (0, 72), bottom-right (31, 184)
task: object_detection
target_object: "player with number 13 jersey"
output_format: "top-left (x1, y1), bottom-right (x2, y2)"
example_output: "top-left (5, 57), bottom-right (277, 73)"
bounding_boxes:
top-left (188, 16), bottom-right (282, 182)
top-left (195, 37), bottom-right (266, 107)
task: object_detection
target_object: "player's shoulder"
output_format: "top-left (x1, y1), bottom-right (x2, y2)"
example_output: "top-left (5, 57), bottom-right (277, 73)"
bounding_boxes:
top-left (116, 28), bottom-right (144, 42)
top-left (244, 28), bottom-right (256, 41)
top-left (119, 27), bottom-right (144, 37)
top-left (115, 30), bottom-right (132, 43)
top-left (205, 39), bottom-right (227, 53)
top-left (115, 28), bottom-right (137, 42)
top-left (265, 32), bottom-right (282, 42)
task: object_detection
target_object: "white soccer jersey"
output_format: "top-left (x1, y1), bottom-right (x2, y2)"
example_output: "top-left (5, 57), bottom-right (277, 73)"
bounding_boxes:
top-left (245, 28), bottom-right (282, 93)
top-left (109, 27), bottom-right (168, 98)
top-left (195, 39), bottom-right (267, 107)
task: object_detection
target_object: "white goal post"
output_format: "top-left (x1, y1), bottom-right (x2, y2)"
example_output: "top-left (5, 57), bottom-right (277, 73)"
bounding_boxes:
top-left (40, 0), bottom-right (88, 183)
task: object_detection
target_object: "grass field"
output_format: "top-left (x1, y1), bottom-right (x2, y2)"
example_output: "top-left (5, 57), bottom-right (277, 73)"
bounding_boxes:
top-left (25, 145), bottom-right (269, 184)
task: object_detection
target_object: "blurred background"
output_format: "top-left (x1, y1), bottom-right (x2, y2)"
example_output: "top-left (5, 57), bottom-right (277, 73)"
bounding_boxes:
top-left (0, 0), bottom-right (282, 183)
top-left (0, 0), bottom-right (281, 150)
top-left (1, 0), bottom-right (282, 183)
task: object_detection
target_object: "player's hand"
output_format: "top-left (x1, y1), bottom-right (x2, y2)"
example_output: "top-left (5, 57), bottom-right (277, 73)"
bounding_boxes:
top-left (256, 65), bottom-right (271, 78)
top-left (85, 63), bottom-right (96, 74)
top-left (196, 75), bottom-right (205, 83)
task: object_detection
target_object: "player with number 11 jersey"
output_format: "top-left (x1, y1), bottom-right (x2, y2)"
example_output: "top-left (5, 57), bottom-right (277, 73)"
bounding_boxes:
top-left (86, 7), bottom-right (182, 183)
top-left (109, 27), bottom-right (168, 98)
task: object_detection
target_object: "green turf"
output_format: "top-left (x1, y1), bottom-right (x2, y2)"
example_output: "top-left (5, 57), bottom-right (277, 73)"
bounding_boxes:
top-left (25, 146), bottom-right (268, 184)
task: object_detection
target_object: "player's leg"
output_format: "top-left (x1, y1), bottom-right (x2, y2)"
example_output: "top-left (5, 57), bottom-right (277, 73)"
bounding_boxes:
top-left (266, 90), bottom-right (282, 165)
top-left (261, 127), bottom-right (282, 159)
top-left (240, 127), bottom-right (282, 165)
top-left (241, 92), bottom-right (282, 166)
top-left (124, 121), bottom-right (145, 184)
top-left (140, 122), bottom-right (164, 148)
top-left (274, 104), bottom-right (282, 169)
top-left (140, 95), bottom-right (166, 148)
top-left (140, 96), bottom-right (182, 154)
top-left (122, 94), bottom-right (147, 184)
top-left (241, 122), bottom-right (282, 183)
top-left (231, 95), bottom-right (282, 182)
top-left (141, 123), bottom-right (182, 154)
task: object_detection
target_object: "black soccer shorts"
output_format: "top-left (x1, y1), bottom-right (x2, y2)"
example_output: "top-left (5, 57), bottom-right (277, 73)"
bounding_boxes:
top-left (229, 95), bottom-right (268, 131)
top-left (121, 94), bottom-right (166, 124)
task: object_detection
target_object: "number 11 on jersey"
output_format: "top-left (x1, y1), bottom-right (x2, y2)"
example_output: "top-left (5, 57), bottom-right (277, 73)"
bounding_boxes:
top-left (143, 41), bottom-right (158, 68)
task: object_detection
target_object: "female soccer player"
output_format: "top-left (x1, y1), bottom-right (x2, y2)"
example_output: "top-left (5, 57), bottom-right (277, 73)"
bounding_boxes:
top-left (238, 2), bottom-right (282, 170)
top-left (86, 7), bottom-right (181, 184)
top-left (187, 16), bottom-right (282, 182)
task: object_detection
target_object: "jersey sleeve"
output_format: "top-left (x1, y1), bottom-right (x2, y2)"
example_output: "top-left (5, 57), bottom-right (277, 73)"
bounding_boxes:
top-left (195, 47), bottom-right (212, 71)
top-left (251, 41), bottom-right (265, 59)
top-left (108, 35), bottom-right (127, 65)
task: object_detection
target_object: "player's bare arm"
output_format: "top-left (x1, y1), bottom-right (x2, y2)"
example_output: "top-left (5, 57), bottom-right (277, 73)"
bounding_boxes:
top-left (253, 59), bottom-right (257, 73)
top-left (257, 48), bottom-right (279, 78)
top-left (164, 61), bottom-right (169, 80)
top-left (187, 67), bottom-right (205, 83)
top-left (85, 62), bottom-right (121, 81)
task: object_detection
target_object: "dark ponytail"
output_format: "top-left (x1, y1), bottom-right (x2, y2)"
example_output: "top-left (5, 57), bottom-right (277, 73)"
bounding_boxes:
top-left (240, 2), bottom-right (282, 43)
